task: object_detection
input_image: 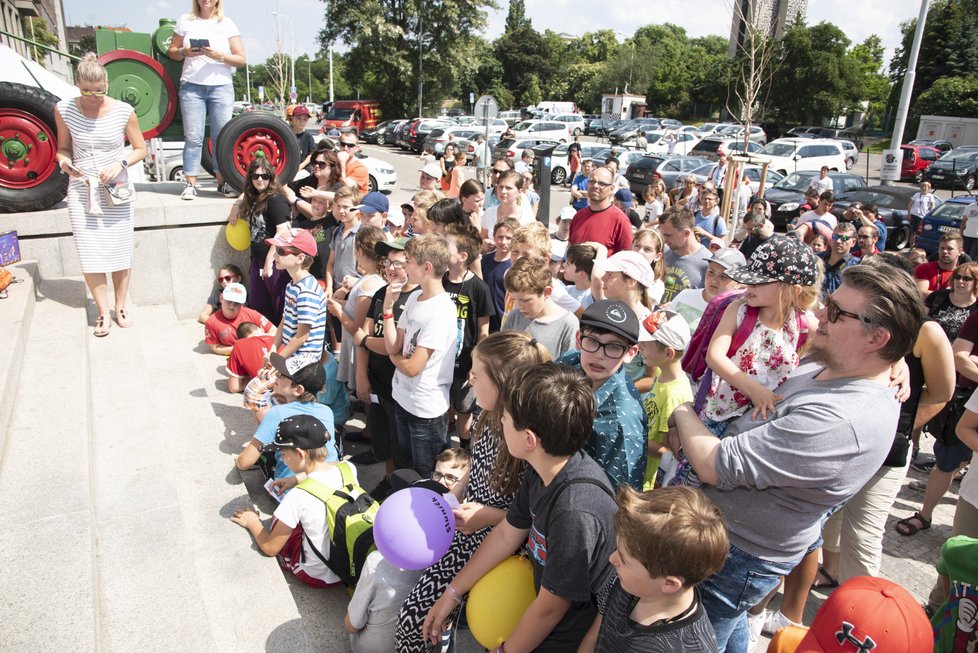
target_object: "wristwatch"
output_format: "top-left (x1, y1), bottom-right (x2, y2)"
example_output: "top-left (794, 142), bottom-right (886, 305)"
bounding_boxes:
top-left (120, 159), bottom-right (129, 169)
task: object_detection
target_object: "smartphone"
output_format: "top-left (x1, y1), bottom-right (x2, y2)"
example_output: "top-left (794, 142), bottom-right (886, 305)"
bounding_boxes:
top-left (64, 162), bottom-right (82, 175)
top-left (189, 38), bottom-right (210, 50)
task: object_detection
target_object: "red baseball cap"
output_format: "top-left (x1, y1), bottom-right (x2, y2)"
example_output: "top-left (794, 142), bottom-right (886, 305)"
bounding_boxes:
top-left (265, 228), bottom-right (317, 257)
top-left (794, 577), bottom-right (931, 653)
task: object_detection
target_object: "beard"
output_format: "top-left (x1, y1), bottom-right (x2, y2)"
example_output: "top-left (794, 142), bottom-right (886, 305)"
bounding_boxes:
top-left (805, 340), bottom-right (839, 370)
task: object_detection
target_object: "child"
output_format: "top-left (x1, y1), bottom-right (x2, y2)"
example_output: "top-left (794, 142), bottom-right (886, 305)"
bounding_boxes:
top-left (325, 185), bottom-right (363, 298)
top-left (501, 256), bottom-right (578, 359)
top-left (346, 453), bottom-right (470, 653)
top-left (422, 362), bottom-right (619, 650)
top-left (383, 233), bottom-right (459, 478)
top-left (266, 229), bottom-right (329, 360)
top-left (204, 282), bottom-right (276, 356)
top-left (286, 105), bottom-right (316, 172)
top-left (394, 331), bottom-right (551, 652)
top-left (503, 222), bottom-right (580, 323)
top-left (642, 180), bottom-right (669, 225)
top-left (198, 263), bottom-right (243, 324)
top-left (291, 195), bottom-right (335, 284)
top-left (226, 321), bottom-right (276, 393)
top-left (809, 233), bottom-right (829, 254)
top-left (563, 243), bottom-right (598, 310)
top-left (521, 171), bottom-right (540, 216)
top-left (446, 152), bottom-right (467, 200)
top-left (558, 299), bottom-right (648, 491)
top-left (630, 228), bottom-right (666, 299)
top-left (636, 310), bottom-right (693, 490)
top-left (482, 217), bottom-right (518, 333)
top-left (443, 222), bottom-right (495, 446)
top-left (580, 486), bottom-right (728, 652)
top-left (230, 413), bottom-right (350, 588)
top-left (668, 248), bottom-right (746, 332)
top-left (354, 192), bottom-right (390, 230)
top-left (909, 181), bottom-right (938, 248)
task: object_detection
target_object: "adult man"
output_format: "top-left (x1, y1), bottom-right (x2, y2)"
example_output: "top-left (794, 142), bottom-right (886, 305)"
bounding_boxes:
top-left (820, 222), bottom-right (859, 296)
top-left (568, 165), bottom-right (633, 254)
top-left (419, 162), bottom-right (442, 191)
top-left (709, 151), bottom-right (727, 204)
top-left (807, 165), bottom-right (834, 195)
top-left (569, 158), bottom-right (595, 211)
top-left (670, 263), bottom-right (924, 651)
top-left (852, 225), bottom-right (881, 259)
top-left (337, 131), bottom-right (370, 194)
top-left (483, 158), bottom-right (513, 209)
top-left (849, 202), bottom-right (887, 251)
top-left (915, 232), bottom-right (965, 299)
top-left (514, 149), bottom-right (534, 175)
top-left (472, 133), bottom-right (489, 184)
top-left (634, 130), bottom-right (648, 150)
top-left (658, 206), bottom-right (712, 304)
top-left (692, 190), bottom-right (726, 246)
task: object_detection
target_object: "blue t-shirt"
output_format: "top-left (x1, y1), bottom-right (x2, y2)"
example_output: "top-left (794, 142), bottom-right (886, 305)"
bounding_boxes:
top-left (281, 274), bottom-right (328, 356)
top-left (694, 209), bottom-right (727, 246)
top-left (482, 253), bottom-right (512, 333)
top-left (254, 402), bottom-right (338, 479)
top-left (571, 174), bottom-right (589, 210)
top-left (557, 351), bottom-right (648, 490)
top-left (316, 354), bottom-right (350, 427)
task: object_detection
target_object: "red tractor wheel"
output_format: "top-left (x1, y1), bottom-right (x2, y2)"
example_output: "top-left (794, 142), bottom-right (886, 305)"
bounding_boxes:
top-left (215, 112), bottom-right (299, 192)
top-left (0, 82), bottom-right (68, 213)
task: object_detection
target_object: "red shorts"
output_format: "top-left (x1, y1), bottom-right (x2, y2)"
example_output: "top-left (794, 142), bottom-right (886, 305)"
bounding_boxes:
top-left (274, 520), bottom-right (343, 589)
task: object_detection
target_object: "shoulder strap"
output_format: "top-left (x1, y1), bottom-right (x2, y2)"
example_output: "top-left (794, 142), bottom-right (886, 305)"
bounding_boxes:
top-left (337, 461), bottom-right (355, 487)
top-left (795, 310), bottom-right (809, 350)
top-left (544, 476), bottom-right (615, 535)
top-left (296, 476), bottom-right (335, 502)
top-left (729, 304), bottom-right (760, 357)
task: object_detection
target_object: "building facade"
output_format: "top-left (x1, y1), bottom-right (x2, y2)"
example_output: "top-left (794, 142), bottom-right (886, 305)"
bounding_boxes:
top-left (728, 0), bottom-right (807, 58)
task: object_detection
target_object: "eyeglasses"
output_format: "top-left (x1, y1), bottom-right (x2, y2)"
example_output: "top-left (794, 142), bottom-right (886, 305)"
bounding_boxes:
top-left (587, 179), bottom-right (614, 188)
top-left (339, 142), bottom-right (357, 149)
top-left (251, 173), bottom-right (273, 181)
top-left (831, 234), bottom-right (853, 242)
top-left (275, 246), bottom-right (300, 257)
top-left (432, 471), bottom-right (461, 486)
top-left (79, 89), bottom-right (108, 96)
top-left (491, 168), bottom-right (506, 175)
top-left (825, 295), bottom-right (871, 324)
top-left (312, 161), bottom-right (330, 168)
top-left (579, 334), bottom-right (628, 360)
top-left (217, 275), bottom-right (234, 282)
top-left (954, 274), bottom-right (975, 282)
top-left (384, 259), bottom-right (406, 269)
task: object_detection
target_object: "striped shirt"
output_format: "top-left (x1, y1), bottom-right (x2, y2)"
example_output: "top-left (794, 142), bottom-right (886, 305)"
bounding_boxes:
top-left (281, 274), bottom-right (327, 356)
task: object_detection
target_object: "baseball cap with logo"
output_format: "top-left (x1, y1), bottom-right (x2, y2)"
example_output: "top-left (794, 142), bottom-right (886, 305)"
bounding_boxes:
top-left (288, 105), bottom-right (311, 118)
top-left (640, 309), bottom-right (691, 348)
top-left (580, 299), bottom-right (639, 344)
top-left (265, 228), bottom-right (318, 257)
top-left (793, 576), bottom-right (932, 653)
top-left (261, 414), bottom-right (328, 451)
top-left (222, 282), bottom-right (247, 304)
top-left (724, 235), bottom-right (818, 287)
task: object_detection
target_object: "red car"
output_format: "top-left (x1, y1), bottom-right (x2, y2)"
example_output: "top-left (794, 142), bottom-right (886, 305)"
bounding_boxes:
top-left (901, 144), bottom-right (940, 182)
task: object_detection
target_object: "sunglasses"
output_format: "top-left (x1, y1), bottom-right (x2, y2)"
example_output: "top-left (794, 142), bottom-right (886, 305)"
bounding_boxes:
top-left (251, 173), bottom-right (273, 181)
top-left (275, 246), bottom-right (300, 257)
top-left (217, 275), bottom-right (235, 282)
top-left (831, 234), bottom-right (853, 242)
top-left (339, 142), bottom-right (357, 149)
top-left (79, 89), bottom-right (107, 96)
top-left (312, 161), bottom-right (330, 168)
top-left (825, 295), bottom-right (871, 324)
top-left (579, 334), bottom-right (628, 360)
top-left (954, 274), bottom-right (975, 282)
top-left (491, 169), bottom-right (506, 175)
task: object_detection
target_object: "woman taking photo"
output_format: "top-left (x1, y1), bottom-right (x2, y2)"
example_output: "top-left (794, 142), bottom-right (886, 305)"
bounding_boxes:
top-left (168, 0), bottom-right (246, 200)
top-left (55, 54), bottom-right (146, 337)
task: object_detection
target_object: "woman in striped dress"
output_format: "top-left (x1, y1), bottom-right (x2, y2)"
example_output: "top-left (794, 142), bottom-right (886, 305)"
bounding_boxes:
top-left (55, 53), bottom-right (145, 337)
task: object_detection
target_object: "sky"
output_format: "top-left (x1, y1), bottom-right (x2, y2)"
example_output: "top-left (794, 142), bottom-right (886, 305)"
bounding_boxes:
top-left (64, 0), bottom-right (923, 71)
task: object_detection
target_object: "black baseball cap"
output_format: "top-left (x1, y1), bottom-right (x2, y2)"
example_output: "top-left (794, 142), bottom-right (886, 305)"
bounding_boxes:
top-left (269, 352), bottom-right (325, 395)
top-left (261, 414), bottom-right (329, 451)
top-left (579, 299), bottom-right (639, 344)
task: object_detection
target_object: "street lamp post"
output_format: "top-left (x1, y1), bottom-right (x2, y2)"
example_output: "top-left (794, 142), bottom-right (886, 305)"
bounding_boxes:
top-left (417, 11), bottom-right (423, 118)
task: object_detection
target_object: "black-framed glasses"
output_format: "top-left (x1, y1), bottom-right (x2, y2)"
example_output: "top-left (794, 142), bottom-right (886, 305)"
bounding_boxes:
top-left (825, 295), bottom-right (871, 324)
top-left (384, 259), bottom-right (406, 269)
top-left (275, 246), bottom-right (300, 257)
top-left (587, 178), bottom-right (613, 188)
top-left (432, 471), bottom-right (461, 485)
top-left (251, 172), bottom-right (272, 180)
top-left (339, 142), bottom-right (358, 149)
top-left (954, 274), bottom-right (975, 282)
top-left (579, 335), bottom-right (627, 359)
top-left (79, 89), bottom-right (108, 97)
top-left (831, 234), bottom-right (853, 242)
top-left (312, 160), bottom-right (330, 168)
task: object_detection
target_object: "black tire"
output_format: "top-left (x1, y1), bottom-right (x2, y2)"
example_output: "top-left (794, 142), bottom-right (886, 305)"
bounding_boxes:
top-left (169, 165), bottom-right (185, 182)
top-left (200, 137), bottom-right (215, 176)
top-left (891, 224), bottom-right (912, 251)
top-left (551, 167), bottom-right (567, 185)
top-left (966, 175), bottom-right (976, 192)
top-left (214, 112), bottom-right (300, 193)
top-left (0, 81), bottom-right (69, 213)
top-left (368, 175), bottom-right (378, 193)
top-left (573, 127), bottom-right (582, 136)
top-left (376, 134), bottom-right (386, 146)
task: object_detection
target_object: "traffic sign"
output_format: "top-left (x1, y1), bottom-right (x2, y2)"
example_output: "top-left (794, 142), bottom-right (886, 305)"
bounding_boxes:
top-left (474, 95), bottom-right (499, 120)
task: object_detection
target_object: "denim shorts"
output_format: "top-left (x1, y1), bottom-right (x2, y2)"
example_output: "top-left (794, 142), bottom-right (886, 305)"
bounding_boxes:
top-left (935, 438), bottom-right (974, 472)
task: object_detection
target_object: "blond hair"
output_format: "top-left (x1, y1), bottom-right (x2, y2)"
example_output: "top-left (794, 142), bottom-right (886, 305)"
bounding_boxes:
top-left (191, 0), bottom-right (224, 20)
top-left (511, 222), bottom-right (550, 257)
top-left (75, 53), bottom-right (107, 85)
top-left (405, 233), bottom-right (452, 276)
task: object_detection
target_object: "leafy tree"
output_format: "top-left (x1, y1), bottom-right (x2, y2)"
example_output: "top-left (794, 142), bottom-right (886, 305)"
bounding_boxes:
top-left (849, 36), bottom-right (891, 117)
top-left (570, 30), bottom-right (619, 64)
top-left (688, 36), bottom-right (730, 109)
top-left (523, 73), bottom-right (542, 106)
top-left (912, 75), bottom-right (978, 126)
top-left (21, 17), bottom-right (60, 67)
top-left (70, 33), bottom-right (97, 59)
top-left (504, 0), bottom-right (530, 33)
top-left (494, 25), bottom-right (552, 105)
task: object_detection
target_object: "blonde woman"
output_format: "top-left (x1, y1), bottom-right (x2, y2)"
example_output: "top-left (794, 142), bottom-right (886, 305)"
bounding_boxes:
top-left (55, 54), bottom-right (146, 337)
top-left (168, 0), bottom-right (246, 199)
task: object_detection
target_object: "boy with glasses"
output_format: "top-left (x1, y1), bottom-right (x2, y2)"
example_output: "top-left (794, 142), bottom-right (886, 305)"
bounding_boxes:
top-left (557, 299), bottom-right (648, 491)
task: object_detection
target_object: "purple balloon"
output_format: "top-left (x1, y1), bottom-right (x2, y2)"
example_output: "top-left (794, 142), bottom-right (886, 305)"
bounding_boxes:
top-left (374, 487), bottom-right (456, 570)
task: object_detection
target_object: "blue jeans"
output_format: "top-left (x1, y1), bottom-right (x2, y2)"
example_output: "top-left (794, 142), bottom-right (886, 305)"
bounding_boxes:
top-left (179, 82), bottom-right (234, 177)
top-left (394, 402), bottom-right (449, 478)
top-left (700, 544), bottom-right (801, 653)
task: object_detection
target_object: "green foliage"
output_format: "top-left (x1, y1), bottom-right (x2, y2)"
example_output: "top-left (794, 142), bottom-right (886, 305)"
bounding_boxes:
top-left (21, 17), bottom-right (60, 67)
top-left (504, 0), bottom-right (530, 33)
top-left (69, 33), bottom-right (97, 59)
top-left (912, 76), bottom-right (978, 129)
top-left (523, 74), bottom-right (542, 106)
top-left (494, 25), bottom-right (552, 106)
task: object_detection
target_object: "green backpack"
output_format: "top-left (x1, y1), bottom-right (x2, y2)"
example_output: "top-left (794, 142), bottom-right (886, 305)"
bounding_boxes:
top-left (296, 461), bottom-right (379, 585)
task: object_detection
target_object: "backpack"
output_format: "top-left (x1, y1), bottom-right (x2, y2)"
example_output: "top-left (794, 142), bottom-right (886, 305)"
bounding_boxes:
top-left (296, 461), bottom-right (379, 585)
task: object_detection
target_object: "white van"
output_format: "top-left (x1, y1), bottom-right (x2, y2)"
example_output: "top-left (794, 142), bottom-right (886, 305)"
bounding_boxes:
top-left (758, 138), bottom-right (848, 176)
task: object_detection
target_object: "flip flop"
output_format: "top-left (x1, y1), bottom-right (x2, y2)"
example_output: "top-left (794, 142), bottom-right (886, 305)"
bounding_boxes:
top-left (115, 307), bottom-right (132, 328)
top-left (811, 565), bottom-right (839, 590)
top-left (896, 511), bottom-right (931, 536)
top-left (94, 315), bottom-right (110, 337)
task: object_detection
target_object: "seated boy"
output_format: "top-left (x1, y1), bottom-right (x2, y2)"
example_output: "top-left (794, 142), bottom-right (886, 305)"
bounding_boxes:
top-left (431, 446), bottom-right (472, 500)
top-left (563, 243), bottom-right (598, 310)
top-left (204, 282), bottom-right (276, 356)
top-left (226, 321), bottom-right (276, 393)
top-left (482, 217), bottom-right (519, 333)
top-left (580, 486), bottom-right (728, 652)
top-left (502, 256), bottom-right (579, 359)
top-left (636, 309), bottom-right (693, 490)
top-left (557, 299), bottom-right (648, 491)
top-left (422, 362), bottom-right (619, 651)
top-left (230, 413), bottom-right (352, 588)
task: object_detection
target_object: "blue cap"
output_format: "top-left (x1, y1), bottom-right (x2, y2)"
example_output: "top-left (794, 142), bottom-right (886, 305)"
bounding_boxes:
top-left (614, 188), bottom-right (634, 207)
top-left (353, 191), bottom-right (389, 214)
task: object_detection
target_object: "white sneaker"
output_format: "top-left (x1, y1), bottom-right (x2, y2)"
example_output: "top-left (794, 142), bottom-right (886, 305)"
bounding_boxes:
top-left (180, 184), bottom-right (197, 200)
top-left (747, 611), bottom-right (766, 648)
top-left (761, 609), bottom-right (798, 636)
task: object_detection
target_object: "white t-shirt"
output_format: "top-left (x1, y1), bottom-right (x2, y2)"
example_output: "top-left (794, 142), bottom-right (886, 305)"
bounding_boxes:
top-left (957, 390), bottom-right (978, 507)
top-left (481, 201), bottom-right (535, 235)
top-left (961, 202), bottom-right (978, 239)
top-left (348, 551), bottom-right (424, 653)
top-left (808, 176), bottom-right (834, 195)
top-left (910, 191), bottom-right (939, 218)
top-left (392, 292), bottom-right (459, 418)
top-left (551, 278), bottom-right (582, 314)
top-left (669, 287), bottom-right (710, 332)
top-left (272, 463), bottom-right (358, 584)
top-left (797, 209), bottom-right (838, 229)
top-left (174, 14), bottom-right (240, 85)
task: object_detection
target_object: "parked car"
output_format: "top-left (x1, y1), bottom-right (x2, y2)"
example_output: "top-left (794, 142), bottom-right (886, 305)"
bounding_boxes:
top-left (510, 120), bottom-right (570, 143)
top-left (925, 146), bottom-right (978, 191)
top-left (551, 113), bottom-right (586, 136)
top-left (811, 127), bottom-right (863, 149)
top-left (839, 140), bottom-right (859, 170)
top-left (591, 148), bottom-right (646, 172)
top-left (423, 126), bottom-right (483, 154)
top-left (785, 125), bottom-right (823, 136)
top-left (143, 140), bottom-right (188, 182)
top-left (608, 118), bottom-right (662, 145)
top-left (757, 138), bottom-right (848, 176)
top-left (831, 185), bottom-right (921, 250)
top-left (909, 138), bottom-right (953, 155)
top-left (917, 196), bottom-right (977, 255)
top-left (689, 136), bottom-right (760, 161)
top-left (455, 134), bottom-right (501, 162)
top-left (624, 155), bottom-right (713, 196)
top-left (765, 171), bottom-right (867, 230)
top-left (381, 119), bottom-right (409, 146)
top-left (492, 137), bottom-right (561, 162)
top-left (687, 163), bottom-right (784, 195)
top-left (362, 120), bottom-right (393, 144)
top-left (545, 143), bottom-right (609, 184)
top-left (646, 131), bottom-right (702, 156)
top-left (695, 122), bottom-right (735, 138)
top-left (403, 119), bottom-right (454, 152)
top-left (498, 110), bottom-right (522, 126)
top-left (719, 124), bottom-right (768, 144)
top-left (900, 144), bottom-right (940, 183)
top-left (361, 154), bottom-right (397, 193)
top-left (659, 118), bottom-right (683, 130)
top-left (726, 140), bottom-right (764, 156)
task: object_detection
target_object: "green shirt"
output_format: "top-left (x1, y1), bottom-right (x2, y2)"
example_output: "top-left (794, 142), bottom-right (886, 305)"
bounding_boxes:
top-left (933, 534), bottom-right (978, 653)
top-left (642, 373), bottom-right (693, 491)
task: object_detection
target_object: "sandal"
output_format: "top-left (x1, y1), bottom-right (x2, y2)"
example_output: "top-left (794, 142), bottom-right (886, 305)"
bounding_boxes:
top-left (811, 565), bottom-right (839, 590)
top-left (115, 307), bottom-right (132, 328)
top-left (896, 511), bottom-right (931, 536)
top-left (94, 315), bottom-right (110, 337)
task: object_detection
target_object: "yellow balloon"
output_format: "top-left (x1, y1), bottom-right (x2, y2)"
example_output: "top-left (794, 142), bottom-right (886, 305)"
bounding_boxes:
top-left (225, 220), bottom-right (250, 251)
top-left (466, 556), bottom-right (537, 649)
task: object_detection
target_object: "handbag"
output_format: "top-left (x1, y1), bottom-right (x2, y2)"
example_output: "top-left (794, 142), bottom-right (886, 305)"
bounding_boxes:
top-left (929, 387), bottom-right (973, 448)
top-left (102, 178), bottom-right (136, 206)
